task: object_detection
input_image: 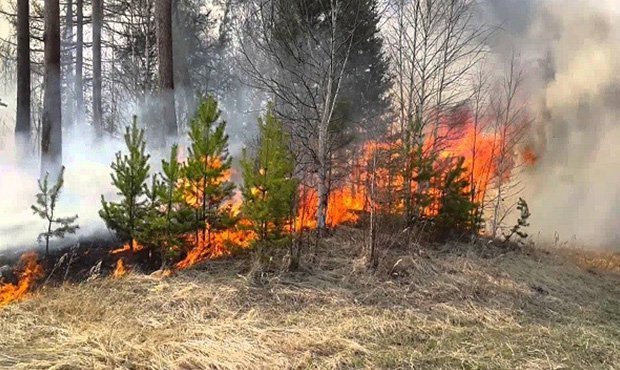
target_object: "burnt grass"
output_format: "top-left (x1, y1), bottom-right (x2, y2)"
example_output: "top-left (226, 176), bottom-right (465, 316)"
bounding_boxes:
top-left (1, 227), bottom-right (619, 369)
top-left (0, 236), bottom-right (161, 285)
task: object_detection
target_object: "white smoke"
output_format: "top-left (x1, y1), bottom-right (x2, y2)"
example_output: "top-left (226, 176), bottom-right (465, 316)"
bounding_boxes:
top-left (505, 0), bottom-right (620, 249)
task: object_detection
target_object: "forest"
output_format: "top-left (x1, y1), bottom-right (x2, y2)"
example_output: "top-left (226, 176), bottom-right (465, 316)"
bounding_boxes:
top-left (0, 0), bottom-right (619, 368)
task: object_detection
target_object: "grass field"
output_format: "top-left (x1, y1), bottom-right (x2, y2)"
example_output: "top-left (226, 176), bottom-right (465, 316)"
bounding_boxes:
top-left (1, 229), bottom-right (619, 369)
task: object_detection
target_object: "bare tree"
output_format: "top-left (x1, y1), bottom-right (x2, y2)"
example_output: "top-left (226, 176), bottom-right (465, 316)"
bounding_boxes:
top-left (42, 0), bottom-right (63, 175)
top-left (383, 0), bottom-right (490, 221)
top-left (93, 0), bottom-right (103, 134)
top-left (75, 0), bottom-right (84, 125)
top-left (15, 0), bottom-right (31, 154)
top-left (240, 0), bottom-right (360, 233)
top-left (488, 55), bottom-right (529, 238)
top-left (63, 0), bottom-right (75, 129)
top-left (156, 0), bottom-right (177, 140)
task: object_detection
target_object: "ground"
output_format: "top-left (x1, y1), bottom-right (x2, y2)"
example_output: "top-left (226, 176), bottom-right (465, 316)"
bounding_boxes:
top-left (1, 228), bottom-right (619, 369)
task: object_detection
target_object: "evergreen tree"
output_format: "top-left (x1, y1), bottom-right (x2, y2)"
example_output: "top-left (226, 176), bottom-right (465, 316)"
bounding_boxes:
top-left (32, 166), bottom-right (79, 257)
top-left (140, 145), bottom-right (194, 266)
top-left (434, 157), bottom-right (480, 240)
top-left (100, 117), bottom-right (151, 251)
top-left (504, 198), bottom-right (531, 242)
top-left (241, 107), bottom-right (297, 249)
top-left (183, 96), bottom-right (236, 247)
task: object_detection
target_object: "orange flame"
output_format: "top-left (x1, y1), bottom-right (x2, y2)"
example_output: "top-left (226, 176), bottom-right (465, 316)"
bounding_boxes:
top-left (0, 252), bottom-right (44, 307)
top-left (110, 241), bottom-right (144, 255)
top-left (175, 155), bottom-right (254, 269)
top-left (113, 258), bottom-right (127, 278)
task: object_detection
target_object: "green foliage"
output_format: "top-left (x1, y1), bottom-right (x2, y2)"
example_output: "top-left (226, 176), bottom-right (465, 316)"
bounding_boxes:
top-left (434, 157), bottom-right (480, 240)
top-left (240, 106), bottom-right (297, 248)
top-left (183, 96), bottom-right (236, 244)
top-left (504, 198), bottom-right (531, 242)
top-left (100, 116), bottom-right (151, 249)
top-left (140, 145), bottom-right (195, 265)
top-left (31, 166), bottom-right (79, 256)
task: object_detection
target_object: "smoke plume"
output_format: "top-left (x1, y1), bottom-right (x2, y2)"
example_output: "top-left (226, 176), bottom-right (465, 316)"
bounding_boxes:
top-left (492, 0), bottom-right (620, 248)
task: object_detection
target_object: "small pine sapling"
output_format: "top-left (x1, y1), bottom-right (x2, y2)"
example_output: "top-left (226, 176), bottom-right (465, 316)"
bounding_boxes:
top-left (100, 116), bottom-right (151, 252)
top-left (435, 157), bottom-right (480, 240)
top-left (141, 145), bottom-right (194, 266)
top-left (504, 198), bottom-right (531, 243)
top-left (240, 106), bottom-right (297, 253)
top-left (32, 166), bottom-right (79, 257)
top-left (183, 96), bottom-right (236, 247)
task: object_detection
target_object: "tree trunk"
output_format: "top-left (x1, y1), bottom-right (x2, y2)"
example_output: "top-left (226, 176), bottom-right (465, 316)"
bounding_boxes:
top-left (42, 0), bottom-right (62, 176)
top-left (316, 125), bottom-right (328, 233)
top-left (156, 0), bottom-right (177, 140)
top-left (92, 0), bottom-right (103, 135)
top-left (15, 0), bottom-right (31, 154)
top-left (75, 0), bottom-right (84, 125)
top-left (63, 0), bottom-right (74, 130)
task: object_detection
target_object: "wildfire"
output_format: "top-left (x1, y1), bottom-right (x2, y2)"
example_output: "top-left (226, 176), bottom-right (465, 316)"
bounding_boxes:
top-left (0, 252), bottom-right (45, 308)
top-left (522, 146), bottom-right (539, 166)
top-left (160, 110), bottom-right (520, 269)
top-left (113, 258), bottom-right (127, 278)
top-left (110, 241), bottom-right (144, 255)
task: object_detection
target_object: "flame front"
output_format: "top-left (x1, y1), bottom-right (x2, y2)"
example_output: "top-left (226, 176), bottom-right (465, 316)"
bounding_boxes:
top-left (0, 253), bottom-right (44, 308)
top-left (113, 258), bottom-right (127, 278)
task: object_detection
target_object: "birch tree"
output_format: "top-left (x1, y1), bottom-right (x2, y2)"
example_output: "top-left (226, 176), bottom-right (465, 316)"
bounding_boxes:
top-left (240, 0), bottom-right (371, 233)
top-left (383, 0), bottom-right (490, 221)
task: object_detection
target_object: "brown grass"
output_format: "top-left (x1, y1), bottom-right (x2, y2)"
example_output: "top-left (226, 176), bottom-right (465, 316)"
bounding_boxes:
top-left (1, 229), bottom-right (619, 369)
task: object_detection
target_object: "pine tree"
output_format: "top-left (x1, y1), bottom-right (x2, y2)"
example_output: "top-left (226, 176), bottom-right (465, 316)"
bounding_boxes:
top-left (140, 145), bottom-right (194, 266)
top-left (100, 116), bottom-right (151, 251)
top-left (434, 157), bottom-right (480, 240)
top-left (504, 198), bottom-right (531, 242)
top-left (241, 106), bottom-right (297, 250)
top-left (183, 96), bottom-right (236, 247)
top-left (32, 166), bottom-right (79, 257)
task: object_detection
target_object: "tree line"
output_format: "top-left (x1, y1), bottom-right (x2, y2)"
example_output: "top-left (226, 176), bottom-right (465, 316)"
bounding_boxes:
top-left (4, 0), bottom-right (531, 261)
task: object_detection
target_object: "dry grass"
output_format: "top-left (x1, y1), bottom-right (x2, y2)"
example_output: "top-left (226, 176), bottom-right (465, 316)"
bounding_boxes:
top-left (1, 229), bottom-right (619, 369)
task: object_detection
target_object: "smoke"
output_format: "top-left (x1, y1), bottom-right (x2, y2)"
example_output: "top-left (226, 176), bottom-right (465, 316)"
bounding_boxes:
top-left (489, 0), bottom-right (620, 248)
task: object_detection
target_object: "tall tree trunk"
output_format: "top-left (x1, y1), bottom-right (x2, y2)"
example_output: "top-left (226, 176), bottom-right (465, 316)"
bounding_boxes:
top-left (15, 0), bottom-right (31, 154)
top-left (63, 0), bottom-right (74, 130)
top-left (75, 0), bottom-right (84, 125)
top-left (156, 0), bottom-right (177, 141)
top-left (316, 128), bottom-right (328, 233)
top-left (42, 0), bottom-right (62, 175)
top-left (92, 0), bottom-right (102, 135)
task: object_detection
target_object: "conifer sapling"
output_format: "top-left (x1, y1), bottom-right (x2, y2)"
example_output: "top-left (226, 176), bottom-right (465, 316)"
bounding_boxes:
top-left (32, 166), bottom-right (79, 257)
top-left (100, 116), bottom-right (151, 252)
top-left (183, 96), bottom-right (236, 247)
top-left (240, 106), bottom-right (297, 249)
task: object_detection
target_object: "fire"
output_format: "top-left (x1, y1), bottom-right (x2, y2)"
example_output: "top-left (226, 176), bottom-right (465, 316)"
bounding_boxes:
top-left (175, 226), bottom-right (254, 269)
top-left (175, 155), bottom-right (254, 269)
top-left (164, 109), bottom-right (520, 268)
top-left (522, 146), bottom-right (539, 166)
top-left (113, 258), bottom-right (127, 278)
top-left (0, 252), bottom-right (45, 307)
top-left (110, 241), bottom-right (144, 255)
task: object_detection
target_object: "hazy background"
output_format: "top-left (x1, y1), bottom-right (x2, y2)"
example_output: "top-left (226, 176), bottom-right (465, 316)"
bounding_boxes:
top-left (2, 0), bottom-right (620, 250)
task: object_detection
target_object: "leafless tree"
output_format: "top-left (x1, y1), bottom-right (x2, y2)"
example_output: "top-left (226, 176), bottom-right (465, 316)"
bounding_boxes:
top-left (383, 0), bottom-right (491, 220)
top-left (75, 0), bottom-right (84, 125)
top-left (239, 0), bottom-right (360, 233)
top-left (93, 0), bottom-right (103, 134)
top-left (41, 0), bottom-right (63, 175)
top-left (488, 54), bottom-right (529, 238)
top-left (15, 0), bottom-right (31, 155)
top-left (62, 0), bottom-right (74, 129)
top-left (156, 0), bottom-right (177, 141)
